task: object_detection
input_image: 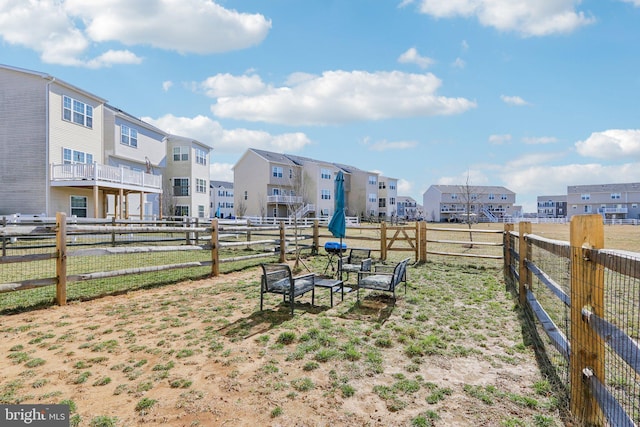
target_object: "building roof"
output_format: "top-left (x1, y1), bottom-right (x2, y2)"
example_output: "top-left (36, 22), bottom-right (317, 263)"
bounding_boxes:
top-left (247, 148), bottom-right (376, 175)
top-left (427, 184), bottom-right (515, 195)
top-left (210, 180), bottom-right (233, 188)
top-left (567, 182), bottom-right (640, 193)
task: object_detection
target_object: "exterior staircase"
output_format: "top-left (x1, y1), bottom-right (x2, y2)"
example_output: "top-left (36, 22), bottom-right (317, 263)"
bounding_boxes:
top-left (482, 207), bottom-right (499, 222)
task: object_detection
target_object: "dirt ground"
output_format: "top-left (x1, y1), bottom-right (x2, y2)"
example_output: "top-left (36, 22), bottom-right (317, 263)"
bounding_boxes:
top-left (0, 264), bottom-right (564, 427)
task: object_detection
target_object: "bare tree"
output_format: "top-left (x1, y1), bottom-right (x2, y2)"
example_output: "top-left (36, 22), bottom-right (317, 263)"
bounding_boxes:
top-left (458, 172), bottom-right (477, 248)
top-left (284, 168), bottom-right (312, 272)
top-left (257, 193), bottom-right (267, 220)
top-left (235, 200), bottom-right (247, 218)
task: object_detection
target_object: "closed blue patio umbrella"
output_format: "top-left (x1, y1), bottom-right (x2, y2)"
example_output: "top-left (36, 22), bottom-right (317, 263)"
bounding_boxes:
top-left (328, 171), bottom-right (346, 277)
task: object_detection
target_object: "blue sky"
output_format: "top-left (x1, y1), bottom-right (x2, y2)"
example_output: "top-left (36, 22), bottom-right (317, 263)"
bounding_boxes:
top-left (2, 0), bottom-right (640, 212)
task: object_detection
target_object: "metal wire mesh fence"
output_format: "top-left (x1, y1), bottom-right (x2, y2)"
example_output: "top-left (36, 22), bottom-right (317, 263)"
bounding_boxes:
top-left (506, 217), bottom-right (640, 426)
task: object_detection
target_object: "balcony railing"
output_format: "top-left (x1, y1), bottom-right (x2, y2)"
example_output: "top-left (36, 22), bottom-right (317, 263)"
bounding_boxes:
top-left (598, 207), bottom-right (628, 214)
top-left (50, 163), bottom-right (162, 190)
top-left (267, 195), bottom-right (303, 204)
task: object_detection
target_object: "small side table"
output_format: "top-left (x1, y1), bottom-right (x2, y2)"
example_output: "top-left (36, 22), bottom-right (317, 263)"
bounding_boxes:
top-left (314, 278), bottom-right (345, 307)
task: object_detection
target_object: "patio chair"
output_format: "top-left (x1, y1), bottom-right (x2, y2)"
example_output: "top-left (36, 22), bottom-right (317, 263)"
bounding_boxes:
top-left (338, 248), bottom-right (372, 282)
top-left (356, 258), bottom-right (410, 302)
top-left (260, 263), bottom-right (316, 316)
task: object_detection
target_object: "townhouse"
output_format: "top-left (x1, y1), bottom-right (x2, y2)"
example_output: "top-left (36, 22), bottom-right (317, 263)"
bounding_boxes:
top-left (566, 183), bottom-right (640, 220)
top-left (0, 64), bottom-right (210, 219)
top-left (537, 195), bottom-right (567, 219)
top-left (233, 148), bottom-right (396, 220)
top-left (423, 184), bottom-right (517, 222)
top-left (396, 196), bottom-right (422, 220)
top-left (210, 180), bottom-right (234, 218)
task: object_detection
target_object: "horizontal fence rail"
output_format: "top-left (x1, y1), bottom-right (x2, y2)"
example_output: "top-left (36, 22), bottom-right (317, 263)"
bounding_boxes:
top-left (505, 215), bottom-right (640, 426)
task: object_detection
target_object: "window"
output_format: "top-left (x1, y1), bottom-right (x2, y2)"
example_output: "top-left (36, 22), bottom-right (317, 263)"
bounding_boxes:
top-left (584, 205), bottom-right (592, 213)
top-left (173, 178), bottom-right (190, 196)
top-left (321, 189), bottom-right (331, 200)
top-left (244, 191), bottom-right (248, 200)
top-left (198, 205), bottom-right (205, 218)
top-left (195, 148), bottom-right (207, 165)
top-left (379, 182), bottom-right (386, 189)
top-left (390, 197), bottom-right (396, 205)
top-left (471, 194), bottom-right (478, 200)
top-left (63, 95), bottom-right (92, 128)
top-left (368, 176), bottom-right (377, 185)
top-left (368, 193), bottom-right (377, 203)
top-left (272, 166), bottom-right (283, 178)
top-left (174, 205), bottom-right (189, 216)
top-left (451, 194), bottom-right (458, 199)
top-left (633, 204), bottom-right (638, 208)
top-left (196, 178), bottom-right (207, 193)
top-left (379, 198), bottom-right (386, 208)
top-left (488, 194), bottom-right (495, 200)
top-left (581, 194), bottom-right (591, 200)
top-left (289, 168), bottom-right (293, 179)
top-left (70, 196), bottom-right (87, 218)
top-left (63, 148), bottom-right (93, 164)
top-left (321, 169), bottom-right (331, 179)
top-left (390, 182), bottom-right (396, 190)
top-left (321, 209), bottom-right (329, 216)
top-left (611, 193), bottom-right (621, 199)
top-left (120, 125), bottom-right (138, 147)
top-left (273, 188), bottom-right (280, 196)
top-left (173, 147), bottom-right (189, 161)
top-left (501, 194), bottom-right (508, 200)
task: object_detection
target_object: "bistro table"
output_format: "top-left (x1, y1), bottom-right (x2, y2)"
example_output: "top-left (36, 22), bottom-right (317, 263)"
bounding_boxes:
top-left (314, 277), bottom-right (347, 307)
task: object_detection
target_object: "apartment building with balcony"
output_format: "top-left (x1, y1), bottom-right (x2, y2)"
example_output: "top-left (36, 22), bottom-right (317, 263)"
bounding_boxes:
top-left (567, 183), bottom-right (640, 220)
top-left (377, 176), bottom-right (399, 220)
top-left (233, 148), bottom-right (384, 220)
top-left (396, 196), bottom-right (422, 220)
top-left (423, 184), bottom-right (516, 222)
top-left (537, 195), bottom-right (567, 218)
top-left (165, 135), bottom-right (212, 219)
top-left (0, 64), bottom-right (209, 219)
top-left (210, 180), bottom-right (234, 218)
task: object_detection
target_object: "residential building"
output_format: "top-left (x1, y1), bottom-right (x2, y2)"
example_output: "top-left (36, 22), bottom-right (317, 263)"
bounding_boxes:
top-left (567, 183), bottom-right (640, 220)
top-left (210, 180), bottom-right (234, 218)
top-left (165, 135), bottom-right (212, 219)
top-left (233, 148), bottom-right (384, 219)
top-left (423, 185), bottom-right (517, 222)
top-left (396, 196), bottom-right (422, 220)
top-left (537, 195), bottom-right (567, 218)
top-left (377, 176), bottom-right (399, 220)
top-left (0, 64), bottom-right (209, 219)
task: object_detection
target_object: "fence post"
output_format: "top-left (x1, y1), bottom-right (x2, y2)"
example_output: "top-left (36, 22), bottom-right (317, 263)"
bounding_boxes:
top-left (56, 212), bottom-right (67, 306)
top-left (504, 223), bottom-right (514, 282)
top-left (570, 214), bottom-right (604, 424)
top-left (247, 219), bottom-right (252, 242)
top-left (2, 216), bottom-right (6, 257)
top-left (518, 222), bottom-right (532, 305)
top-left (419, 222), bottom-right (427, 263)
top-left (279, 221), bottom-right (286, 263)
top-left (211, 219), bottom-right (219, 276)
top-left (312, 220), bottom-right (319, 255)
top-left (111, 216), bottom-right (116, 246)
top-left (380, 221), bottom-right (387, 261)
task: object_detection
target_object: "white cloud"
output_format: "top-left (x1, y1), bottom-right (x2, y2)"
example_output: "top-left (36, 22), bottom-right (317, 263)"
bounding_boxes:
top-left (522, 136), bottom-right (558, 145)
top-left (86, 50), bottom-right (143, 68)
top-left (489, 134), bottom-right (512, 145)
top-left (452, 57), bottom-right (466, 69)
top-left (162, 81), bottom-right (173, 92)
top-left (620, 0), bottom-right (640, 6)
top-left (365, 139), bottom-right (418, 151)
top-left (209, 70), bottom-right (476, 125)
top-left (210, 162), bottom-right (234, 181)
top-left (141, 114), bottom-right (312, 154)
top-left (0, 0), bottom-right (270, 67)
top-left (397, 179), bottom-right (413, 195)
top-left (501, 95), bottom-right (529, 106)
top-left (415, 0), bottom-right (595, 36)
top-left (575, 129), bottom-right (640, 160)
top-left (398, 47), bottom-right (435, 69)
top-left (200, 73), bottom-right (267, 97)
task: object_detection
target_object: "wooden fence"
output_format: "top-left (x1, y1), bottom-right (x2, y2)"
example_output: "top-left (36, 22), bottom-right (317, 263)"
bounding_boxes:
top-left (505, 215), bottom-right (640, 426)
